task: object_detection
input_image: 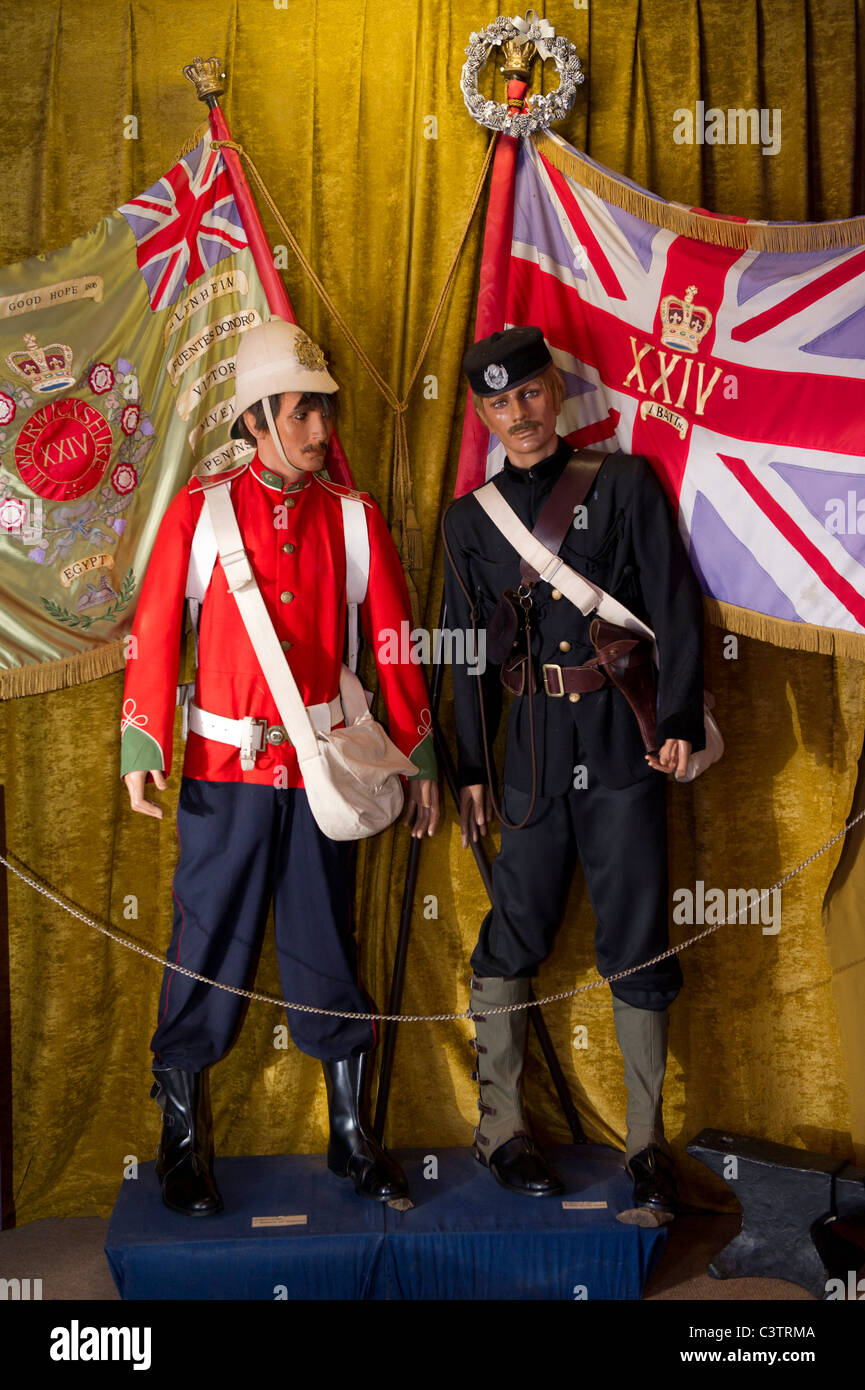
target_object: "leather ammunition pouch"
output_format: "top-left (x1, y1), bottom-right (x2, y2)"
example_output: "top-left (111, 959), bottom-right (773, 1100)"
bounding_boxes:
top-left (510, 618), bottom-right (658, 752)
top-left (588, 617), bottom-right (658, 753)
top-left (488, 589), bottom-right (536, 695)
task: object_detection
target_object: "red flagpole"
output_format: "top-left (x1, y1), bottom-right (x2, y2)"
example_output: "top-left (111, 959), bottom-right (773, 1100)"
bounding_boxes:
top-left (208, 105), bottom-right (354, 487)
top-left (453, 80), bottom-right (528, 498)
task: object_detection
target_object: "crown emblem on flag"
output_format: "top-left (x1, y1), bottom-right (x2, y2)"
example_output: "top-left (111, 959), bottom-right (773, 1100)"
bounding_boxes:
top-left (659, 285), bottom-right (712, 354)
top-left (5, 334), bottom-right (76, 392)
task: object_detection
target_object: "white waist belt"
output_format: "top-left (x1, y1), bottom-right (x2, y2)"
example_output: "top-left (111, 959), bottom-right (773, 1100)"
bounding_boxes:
top-left (189, 696), bottom-right (344, 770)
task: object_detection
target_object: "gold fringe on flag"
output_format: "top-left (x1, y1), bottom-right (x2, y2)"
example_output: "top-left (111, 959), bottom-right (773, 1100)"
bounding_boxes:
top-left (533, 132), bottom-right (865, 253)
top-left (176, 121), bottom-right (211, 160)
top-left (0, 640), bottom-right (127, 700)
top-left (704, 597), bottom-right (865, 661)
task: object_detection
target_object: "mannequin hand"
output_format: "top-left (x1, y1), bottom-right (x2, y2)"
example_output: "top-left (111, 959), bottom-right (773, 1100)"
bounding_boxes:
top-left (645, 739), bottom-right (692, 779)
top-left (459, 784), bottom-right (494, 849)
top-left (401, 779), bottom-right (440, 838)
top-left (124, 769), bottom-right (167, 819)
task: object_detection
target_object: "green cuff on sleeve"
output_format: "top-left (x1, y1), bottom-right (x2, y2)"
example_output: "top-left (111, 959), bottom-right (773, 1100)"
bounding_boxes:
top-left (407, 733), bottom-right (437, 781)
top-left (120, 726), bottom-right (165, 777)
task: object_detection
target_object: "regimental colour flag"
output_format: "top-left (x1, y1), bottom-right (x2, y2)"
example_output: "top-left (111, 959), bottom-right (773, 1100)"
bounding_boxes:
top-left (458, 130), bottom-right (865, 658)
top-left (0, 132), bottom-right (272, 695)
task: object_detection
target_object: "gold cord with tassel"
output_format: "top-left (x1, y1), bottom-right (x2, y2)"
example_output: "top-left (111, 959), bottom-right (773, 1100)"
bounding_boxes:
top-left (211, 135), bottom-right (496, 587)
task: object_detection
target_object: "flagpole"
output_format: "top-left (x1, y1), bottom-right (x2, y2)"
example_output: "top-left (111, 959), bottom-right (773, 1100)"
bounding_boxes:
top-left (453, 77), bottom-right (528, 498)
top-left (0, 787), bottom-right (14, 1228)
top-left (182, 57), bottom-right (353, 486)
top-left (373, 53), bottom-right (586, 1146)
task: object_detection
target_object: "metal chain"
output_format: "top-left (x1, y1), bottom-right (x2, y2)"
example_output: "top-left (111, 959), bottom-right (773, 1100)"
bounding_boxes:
top-left (1, 805), bottom-right (863, 1020)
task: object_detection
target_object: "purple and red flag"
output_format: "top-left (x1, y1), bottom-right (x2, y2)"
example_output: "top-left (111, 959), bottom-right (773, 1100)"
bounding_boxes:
top-left (456, 130), bottom-right (865, 657)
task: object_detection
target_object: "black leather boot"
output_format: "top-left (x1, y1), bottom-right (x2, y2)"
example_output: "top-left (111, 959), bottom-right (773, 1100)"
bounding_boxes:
top-left (150, 1065), bottom-right (223, 1216)
top-left (625, 1145), bottom-right (679, 1220)
top-left (322, 1054), bottom-right (409, 1202)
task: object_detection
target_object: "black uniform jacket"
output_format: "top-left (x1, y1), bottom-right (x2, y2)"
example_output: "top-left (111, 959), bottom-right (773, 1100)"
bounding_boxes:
top-left (442, 437), bottom-right (706, 795)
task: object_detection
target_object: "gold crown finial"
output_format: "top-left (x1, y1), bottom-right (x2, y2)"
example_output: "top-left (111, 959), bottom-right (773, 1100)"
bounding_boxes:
top-left (501, 9), bottom-right (543, 81)
top-left (182, 56), bottom-right (226, 102)
top-left (500, 37), bottom-right (536, 81)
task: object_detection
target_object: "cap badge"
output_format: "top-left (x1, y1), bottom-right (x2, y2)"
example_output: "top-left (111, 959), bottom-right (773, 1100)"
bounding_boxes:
top-left (294, 330), bottom-right (327, 373)
top-left (483, 362), bottom-right (509, 391)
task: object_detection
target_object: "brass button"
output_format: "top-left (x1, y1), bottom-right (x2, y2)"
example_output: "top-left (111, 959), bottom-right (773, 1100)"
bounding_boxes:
top-left (551, 588), bottom-right (562, 600)
top-left (266, 726), bottom-right (288, 745)
top-left (284, 498), bottom-right (296, 509)
top-left (280, 639), bottom-right (292, 651)
top-left (280, 591), bottom-right (294, 604)
top-left (282, 542), bottom-right (295, 554)
top-left (558, 640), bottom-right (571, 653)
top-left (568, 692), bottom-right (581, 704)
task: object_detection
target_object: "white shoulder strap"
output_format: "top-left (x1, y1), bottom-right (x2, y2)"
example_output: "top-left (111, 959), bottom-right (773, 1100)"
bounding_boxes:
top-left (183, 501), bottom-right (219, 667)
top-left (474, 481), bottom-right (655, 645)
top-left (341, 495), bottom-right (369, 673)
top-left (202, 482), bottom-right (320, 761)
top-left (186, 501), bottom-right (218, 605)
top-left (183, 485), bottom-right (370, 673)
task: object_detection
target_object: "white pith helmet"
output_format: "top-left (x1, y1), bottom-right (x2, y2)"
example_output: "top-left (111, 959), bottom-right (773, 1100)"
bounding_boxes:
top-left (229, 318), bottom-right (338, 441)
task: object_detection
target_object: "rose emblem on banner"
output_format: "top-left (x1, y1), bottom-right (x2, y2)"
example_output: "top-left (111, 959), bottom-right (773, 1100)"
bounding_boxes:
top-left (88, 362), bottom-right (114, 395)
top-left (0, 391), bottom-right (15, 427)
top-left (120, 403), bottom-right (140, 435)
top-left (0, 495), bottom-right (27, 531)
top-left (110, 462), bottom-right (138, 496)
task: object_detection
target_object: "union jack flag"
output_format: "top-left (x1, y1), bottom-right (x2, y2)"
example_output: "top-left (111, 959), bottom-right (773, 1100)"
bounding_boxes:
top-left (459, 131), bottom-right (865, 648)
top-left (119, 134), bottom-right (248, 311)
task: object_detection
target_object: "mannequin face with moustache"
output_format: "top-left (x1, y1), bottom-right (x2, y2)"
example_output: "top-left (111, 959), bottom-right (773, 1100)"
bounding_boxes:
top-left (477, 366), bottom-right (564, 469)
top-left (242, 391), bottom-right (335, 484)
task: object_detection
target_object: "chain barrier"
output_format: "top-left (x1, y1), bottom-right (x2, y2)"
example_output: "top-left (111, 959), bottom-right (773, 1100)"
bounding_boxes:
top-left (1, 805), bottom-right (862, 1021)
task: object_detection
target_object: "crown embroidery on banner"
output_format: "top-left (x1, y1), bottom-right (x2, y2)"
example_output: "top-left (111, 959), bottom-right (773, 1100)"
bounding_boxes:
top-left (659, 285), bottom-right (712, 354)
top-left (294, 330), bottom-right (327, 373)
top-left (5, 333), bottom-right (76, 393)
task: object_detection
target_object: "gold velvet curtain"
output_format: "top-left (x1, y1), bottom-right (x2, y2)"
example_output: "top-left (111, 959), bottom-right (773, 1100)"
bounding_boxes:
top-left (1, 0), bottom-right (864, 1223)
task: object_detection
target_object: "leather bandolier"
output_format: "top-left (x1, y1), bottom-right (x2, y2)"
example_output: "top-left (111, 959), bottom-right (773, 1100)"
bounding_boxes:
top-left (488, 450), bottom-right (661, 750)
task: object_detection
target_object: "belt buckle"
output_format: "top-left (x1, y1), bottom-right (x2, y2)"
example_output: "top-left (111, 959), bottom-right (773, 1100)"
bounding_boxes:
top-left (239, 716), bottom-right (267, 771)
top-left (542, 663), bottom-right (564, 697)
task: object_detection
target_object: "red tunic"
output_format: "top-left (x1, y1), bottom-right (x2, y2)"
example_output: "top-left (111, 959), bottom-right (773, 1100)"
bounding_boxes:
top-left (120, 457), bottom-right (435, 786)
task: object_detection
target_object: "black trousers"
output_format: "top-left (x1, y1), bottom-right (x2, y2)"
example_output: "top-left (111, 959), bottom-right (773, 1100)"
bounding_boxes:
top-left (150, 779), bottom-right (376, 1070)
top-left (470, 776), bottom-right (682, 1010)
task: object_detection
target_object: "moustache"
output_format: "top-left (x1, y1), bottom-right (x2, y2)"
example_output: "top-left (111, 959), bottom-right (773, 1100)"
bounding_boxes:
top-left (509, 422), bottom-right (538, 435)
top-left (302, 442), bottom-right (328, 454)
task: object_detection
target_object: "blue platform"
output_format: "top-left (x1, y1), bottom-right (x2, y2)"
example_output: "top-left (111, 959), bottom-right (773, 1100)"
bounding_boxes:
top-left (105, 1145), bottom-right (666, 1300)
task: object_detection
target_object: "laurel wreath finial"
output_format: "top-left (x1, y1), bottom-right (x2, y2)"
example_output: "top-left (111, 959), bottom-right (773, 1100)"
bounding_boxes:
top-left (460, 13), bottom-right (584, 137)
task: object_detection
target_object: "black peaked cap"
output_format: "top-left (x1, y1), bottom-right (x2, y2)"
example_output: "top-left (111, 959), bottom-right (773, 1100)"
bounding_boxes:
top-left (462, 326), bottom-right (553, 396)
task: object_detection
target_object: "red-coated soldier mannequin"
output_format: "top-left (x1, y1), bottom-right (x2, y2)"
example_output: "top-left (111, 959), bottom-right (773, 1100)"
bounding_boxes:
top-left (122, 319), bottom-right (439, 1214)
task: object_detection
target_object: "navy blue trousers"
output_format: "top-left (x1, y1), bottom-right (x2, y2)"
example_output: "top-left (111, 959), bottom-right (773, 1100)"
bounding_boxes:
top-left (471, 777), bottom-right (682, 1010)
top-left (150, 779), bottom-right (376, 1070)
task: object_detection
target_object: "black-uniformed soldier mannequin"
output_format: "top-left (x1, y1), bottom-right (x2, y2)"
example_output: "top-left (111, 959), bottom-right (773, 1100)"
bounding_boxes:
top-left (443, 326), bottom-right (705, 1219)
